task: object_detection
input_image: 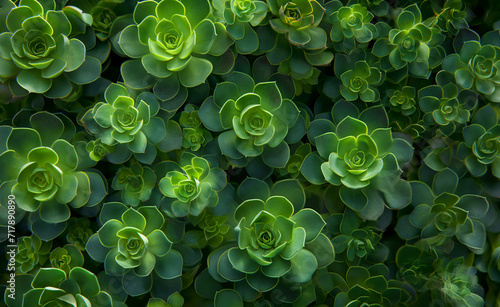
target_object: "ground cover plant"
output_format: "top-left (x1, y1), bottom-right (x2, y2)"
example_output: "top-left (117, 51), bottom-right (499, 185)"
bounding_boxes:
top-left (1, 0), bottom-right (500, 306)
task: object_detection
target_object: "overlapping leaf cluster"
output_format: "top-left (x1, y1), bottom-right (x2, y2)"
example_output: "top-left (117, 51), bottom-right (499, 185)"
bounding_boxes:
top-left (1, 0), bottom-right (500, 306)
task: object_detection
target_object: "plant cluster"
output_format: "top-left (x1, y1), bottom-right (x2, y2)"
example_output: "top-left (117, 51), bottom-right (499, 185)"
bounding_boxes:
top-left (1, 0), bottom-right (500, 306)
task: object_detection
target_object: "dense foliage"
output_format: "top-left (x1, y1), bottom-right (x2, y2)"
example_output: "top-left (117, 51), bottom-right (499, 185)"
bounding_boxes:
top-left (1, 0), bottom-right (500, 306)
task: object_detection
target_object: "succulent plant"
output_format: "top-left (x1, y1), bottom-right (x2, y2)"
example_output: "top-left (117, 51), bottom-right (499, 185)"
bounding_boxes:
top-left (338, 60), bottom-right (383, 102)
top-left (328, 209), bottom-right (385, 263)
top-left (66, 217), bottom-right (93, 250)
top-left (385, 86), bottom-right (417, 115)
top-left (0, 0), bottom-right (101, 98)
top-left (443, 39), bottom-right (500, 102)
top-left (261, 0), bottom-right (333, 95)
top-left (207, 196), bottom-right (333, 299)
top-left (194, 178), bottom-right (330, 304)
top-left (111, 161), bottom-right (156, 206)
top-left (431, 0), bottom-right (468, 34)
top-left (86, 138), bottom-right (114, 162)
top-left (49, 244), bottom-right (84, 274)
top-left (117, 0), bottom-right (227, 90)
top-left (459, 104), bottom-right (500, 178)
top-left (86, 203), bottom-right (182, 296)
top-left (372, 4), bottom-right (445, 78)
top-left (418, 78), bottom-right (477, 135)
top-left (158, 152), bottom-right (227, 217)
top-left (396, 169), bottom-right (489, 254)
top-left (181, 127), bottom-right (212, 151)
top-left (212, 0), bottom-right (268, 54)
top-left (177, 104), bottom-right (213, 151)
top-left (330, 50), bottom-right (385, 103)
top-left (0, 112), bottom-right (107, 240)
top-left (327, 1), bottom-right (378, 47)
top-left (89, 0), bottom-right (122, 41)
top-left (15, 234), bottom-right (51, 274)
top-left (301, 105), bottom-right (414, 220)
top-left (199, 72), bottom-right (301, 168)
top-left (178, 104), bottom-right (203, 128)
top-left (80, 83), bottom-right (165, 154)
top-left (268, 0), bottom-right (326, 49)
